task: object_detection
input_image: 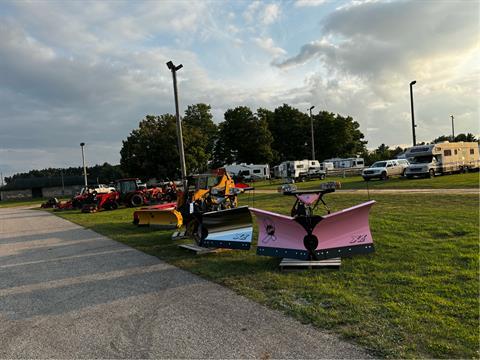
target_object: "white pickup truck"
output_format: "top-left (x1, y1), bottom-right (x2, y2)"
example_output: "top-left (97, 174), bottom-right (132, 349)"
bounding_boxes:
top-left (362, 159), bottom-right (409, 181)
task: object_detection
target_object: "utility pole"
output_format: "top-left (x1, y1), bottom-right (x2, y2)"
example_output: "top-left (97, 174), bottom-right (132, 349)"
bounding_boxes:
top-left (309, 106), bottom-right (315, 160)
top-left (80, 142), bottom-right (88, 187)
top-left (450, 115), bottom-right (455, 141)
top-left (409, 80), bottom-right (417, 146)
top-left (166, 61), bottom-right (187, 192)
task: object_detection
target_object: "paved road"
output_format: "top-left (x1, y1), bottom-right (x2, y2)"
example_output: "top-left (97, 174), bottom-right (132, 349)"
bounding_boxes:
top-left (0, 207), bottom-right (371, 359)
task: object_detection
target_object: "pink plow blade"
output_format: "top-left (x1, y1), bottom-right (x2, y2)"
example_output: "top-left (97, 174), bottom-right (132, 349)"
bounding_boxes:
top-left (250, 200), bottom-right (375, 260)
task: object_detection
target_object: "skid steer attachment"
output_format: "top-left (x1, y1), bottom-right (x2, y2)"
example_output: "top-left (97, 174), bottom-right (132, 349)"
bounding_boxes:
top-left (132, 202), bottom-right (180, 227)
top-left (198, 206), bottom-right (253, 250)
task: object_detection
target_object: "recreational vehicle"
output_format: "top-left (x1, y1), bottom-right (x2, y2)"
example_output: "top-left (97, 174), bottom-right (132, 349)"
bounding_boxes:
top-left (276, 160), bottom-right (326, 181)
top-left (223, 163), bottom-right (270, 180)
top-left (323, 157), bottom-right (365, 169)
top-left (405, 142), bottom-right (479, 178)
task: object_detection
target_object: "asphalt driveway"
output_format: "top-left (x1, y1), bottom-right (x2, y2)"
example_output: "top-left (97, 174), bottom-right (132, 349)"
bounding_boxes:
top-left (0, 207), bottom-right (371, 359)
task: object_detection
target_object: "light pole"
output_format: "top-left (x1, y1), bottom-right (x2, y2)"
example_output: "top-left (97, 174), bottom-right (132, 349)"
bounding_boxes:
top-left (60, 168), bottom-right (65, 196)
top-left (80, 142), bottom-right (88, 187)
top-left (450, 115), bottom-right (455, 141)
top-left (166, 60), bottom-right (187, 191)
top-left (309, 105), bottom-right (315, 160)
top-left (409, 80), bottom-right (417, 146)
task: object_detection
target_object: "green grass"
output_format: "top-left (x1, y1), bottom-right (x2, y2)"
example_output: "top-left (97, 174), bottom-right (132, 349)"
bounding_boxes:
top-left (252, 171), bottom-right (479, 190)
top-left (50, 192), bottom-right (479, 359)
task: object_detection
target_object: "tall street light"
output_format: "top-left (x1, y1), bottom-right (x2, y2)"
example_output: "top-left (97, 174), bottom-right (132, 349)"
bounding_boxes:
top-left (80, 142), bottom-right (88, 187)
top-left (450, 115), bottom-right (455, 141)
top-left (309, 105), bottom-right (315, 160)
top-left (409, 80), bottom-right (417, 146)
top-left (166, 60), bottom-right (187, 191)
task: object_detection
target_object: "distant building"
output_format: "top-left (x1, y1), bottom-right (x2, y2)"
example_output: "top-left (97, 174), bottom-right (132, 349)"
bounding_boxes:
top-left (0, 176), bottom-right (95, 200)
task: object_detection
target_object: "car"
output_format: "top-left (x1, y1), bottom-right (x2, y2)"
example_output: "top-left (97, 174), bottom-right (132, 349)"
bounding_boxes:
top-left (362, 159), bottom-right (409, 181)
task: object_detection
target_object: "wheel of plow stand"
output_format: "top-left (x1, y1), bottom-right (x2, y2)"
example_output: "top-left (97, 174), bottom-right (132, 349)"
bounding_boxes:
top-left (130, 194), bottom-right (144, 207)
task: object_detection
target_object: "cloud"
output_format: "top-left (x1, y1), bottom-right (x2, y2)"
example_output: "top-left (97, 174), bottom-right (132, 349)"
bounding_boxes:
top-left (295, 0), bottom-right (328, 7)
top-left (254, 37), bottom-right (286, 57)
top-left (244, 2), bottom-right (280, 25)
top-left (273, 38), bottom-right (335, 68)
top-left (272, 0), bottom-right (479, 146)
top-left (262, 4), bottom-right (281, 25)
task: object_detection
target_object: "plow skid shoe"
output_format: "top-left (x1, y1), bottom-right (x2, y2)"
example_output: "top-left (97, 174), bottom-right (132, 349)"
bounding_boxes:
top-left (133, 205), bottom-right (182, 228)
top-left (250, 200), bottom-right (375, 261)
top-left (200, 206), bottom-right (253, 250)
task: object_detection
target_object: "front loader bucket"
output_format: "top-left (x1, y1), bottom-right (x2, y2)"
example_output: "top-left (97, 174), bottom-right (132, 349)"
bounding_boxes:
top-left (199, 206), bottom-right (253, 250)
top-left (133, 204), bottom-right (182, 228)
top-left (250, 200), bottom-right (375, 261)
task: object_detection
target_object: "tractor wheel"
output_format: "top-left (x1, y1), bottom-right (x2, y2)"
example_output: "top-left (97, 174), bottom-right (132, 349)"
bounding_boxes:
top-left (110, 201), bottom-right (118, 210)
top-left (429, 169), bottom-right (435, 178)
top-left (130, 194), bottom-right (144, 207)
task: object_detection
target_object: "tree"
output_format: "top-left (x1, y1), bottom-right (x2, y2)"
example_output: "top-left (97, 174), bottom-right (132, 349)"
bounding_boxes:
top-left (183, 103), bottom-right (217, 155)
top-left (120, 112), bottom-right (213, 179)
top-left (212, 106), bottom-right (273, 166)
top-left (362, 144), bottom-right (404, 165)
top-left (267, 104), bottom-right (310, 162)
top-left (432, 133), bottom-right (478, 143)
top-left (313, 111), bottom-right (367, 161)
top-left (120, 114), bottom-right (179, 179)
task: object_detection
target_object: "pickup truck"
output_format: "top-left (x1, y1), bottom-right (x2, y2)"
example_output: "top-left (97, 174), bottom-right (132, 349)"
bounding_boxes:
top-left (362, 159), bottom-right (409, 181)
top-left (298, 168), bottom-right (326, 181)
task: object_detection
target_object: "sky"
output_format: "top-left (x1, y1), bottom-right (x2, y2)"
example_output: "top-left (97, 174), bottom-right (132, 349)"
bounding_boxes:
top-left (0, 0), bottom-right (479, 176)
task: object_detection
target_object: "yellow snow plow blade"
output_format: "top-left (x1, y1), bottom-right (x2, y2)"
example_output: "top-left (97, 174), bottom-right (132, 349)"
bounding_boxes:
top-left (133, 208), bottom-right (183, 228)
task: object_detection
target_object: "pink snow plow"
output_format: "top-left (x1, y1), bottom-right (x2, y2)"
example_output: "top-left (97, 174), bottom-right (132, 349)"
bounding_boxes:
top-left (249, 188), bottom-right (375, 261)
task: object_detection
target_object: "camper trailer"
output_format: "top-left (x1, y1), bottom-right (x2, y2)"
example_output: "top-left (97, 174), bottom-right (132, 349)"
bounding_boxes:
top-left (276, 160), bottom-right (326, 181)
top-left (405, 142), bottom-right (479, 178)
top-left (223, 163), bottom-right (270, 180)
top-left (323, 157), bottom-right (365, 169)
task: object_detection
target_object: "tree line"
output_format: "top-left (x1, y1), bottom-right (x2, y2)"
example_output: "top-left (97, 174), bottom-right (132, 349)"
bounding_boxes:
top-left (119, 103), bottom-right (368, 180)
top-left (4, 163), bottom-right (124, 185)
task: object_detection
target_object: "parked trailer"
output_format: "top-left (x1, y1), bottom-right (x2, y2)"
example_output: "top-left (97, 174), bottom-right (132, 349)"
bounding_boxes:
top-left (405, 141), bottom-right (479, 178)
top-left (223, 163), bottom-right (270, 180)
top-left (276, 160), bottom-right (326, 181)
top-left (323, 157), bottom-right (365, 169)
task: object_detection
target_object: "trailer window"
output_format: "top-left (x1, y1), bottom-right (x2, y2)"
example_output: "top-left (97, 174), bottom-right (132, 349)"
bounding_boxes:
top-left (454, 149), bottom-right (458, 155)
top-left (296, 164), bottom-right (304, 169)
top-left (444, 150), bottom-right (452, 156)
top-left (253, 169), bottom-right (261, 174)
top-left (471, 149), bottom-right (475, 155)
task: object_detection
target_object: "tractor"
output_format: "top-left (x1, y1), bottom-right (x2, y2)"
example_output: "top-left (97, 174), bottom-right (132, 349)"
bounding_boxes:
top-left (114, 178), bottom-right (153, 207)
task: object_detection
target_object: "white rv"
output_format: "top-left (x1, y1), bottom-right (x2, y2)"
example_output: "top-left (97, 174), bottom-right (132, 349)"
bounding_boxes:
top-left (405, 142), bottom-right (479, 178)
top-left (223, 163), bottom-right (270, 180)
top-left (276, 160), bottom-right (326, 181)
top-left (323, 157), bottom-right (365, 169)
